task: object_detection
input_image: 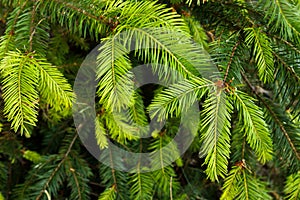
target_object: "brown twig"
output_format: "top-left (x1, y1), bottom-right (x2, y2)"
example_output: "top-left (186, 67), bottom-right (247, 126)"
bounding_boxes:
top-left (29, 2), bottom-right (37, 52)
top-left (223, 40), bottom-right (240, 83)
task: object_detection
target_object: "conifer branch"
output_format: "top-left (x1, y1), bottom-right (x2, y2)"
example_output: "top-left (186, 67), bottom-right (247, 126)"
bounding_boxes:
top-left (36, 133), bottom-right (78, 200)
top-left (70, 169), bottom-right (82, 200)
top-left (284, 172), bottom-right (300, 199)
top-left (223, 40), bottom-right (240, 82)
top-left (43, 0), bottom-right (103, 21)
top-left (265, 107), bottom-right (300, 160)
top-left (274, 0), bottom-right (300, 37)
top-left (272, 34), bottom-right (300, 55)
top-left (134, 28), bottom-right (197, 78)
top-left (108, 144), bottom-right (118, 192)
top-left (9, 0), bottom-right (29, 33)
top-left (241, 72), bottom-right (300, 160)
top-left (29, 2), bottom-right (37, 52)
top-left (273, 52), bottom-right (300, 82)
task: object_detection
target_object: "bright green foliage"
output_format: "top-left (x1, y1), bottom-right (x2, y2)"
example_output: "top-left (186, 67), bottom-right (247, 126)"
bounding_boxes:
top-left (0, 0), bottom-right (300, 199)
top-left (183, 16), bottom-right (208, 49)
top-left (262, 0), bottom-right (300, 41)
top-left (245, 27), bottom-right (274, 83)
top-left (0, 51), bottom-right (39, 137)
top-left (129, 172), bottom-right (154, 200)
top-left (200, 89), bottom-right (233, 181)
top-left (37, 59), bottom-right (73, 110)
top-left (95, 117), bottom-right (109, 149)
top-left (103, 111), bottom-right (140, 143)
top-left (97, 37), bottom-right (134, 112)
top-left (233, 91), bottom-right (273, 163)
top-left (98, 186), bottom-right (117, 200)
top-left (148, 78), bottom-right (211, 120)
top-left (0, 50), bottom-right (73, 137)
top-left (0, 34), bottom-right (14, 59)
top-left (221, 165), bottom-right (271, 200)
top-left (23, 150), bottom-right (43, 163)
top-left (285, 171), bottom-right (300, 200)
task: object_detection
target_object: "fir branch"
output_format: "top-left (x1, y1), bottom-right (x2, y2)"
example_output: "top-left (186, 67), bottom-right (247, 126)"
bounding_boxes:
top-left (148, 78), bottom-right (211, 121)
top-left (0, 51), bottom-right (39, 137)
top-left (265, 107), bottom-right (299, 159)
top-left (36, 133), bottom-right (78, 200)
top-left (109, 145), bottom-right (118, 192)
top-left (6, 0), bottom-right (28, 33)
top-left (98, 186), bottom-right (117, 200)
top-left (221, 164), bottom-right (272, 200)
top-left (200, 87), bottom-right (233, 181)
top-left (70, 169), bottom-right (81, 199)
top-left (273, 52), bottom-right (300, 82)
top-left (97, 36), bottom-right (134, 112)
top-left (274, 0), bottom-right (300, 38)
top-left (43, 0), bottom-right (103, 22)
top-left (233, 91), bottom-right (273, 163)
top-left (0, 1), bottom-right (28, 59)
top-left (95, 117), bottom-right (108, 149)
top-left (223, 40), bottom-right (240, 83)
top-left (129, 139), bottom-right (154, 200)
top-left (244, 27), bottom-right (274, 83)
top-left (39, 0), bottom-right (108, 40)
top-left (183, 16), bottom-right (208, 49)
top-left (37, 58), bottom-right (73, 109)
top-left (262, 0), bottom-right (300, 40)
top-left (129, 172), bottom-right (154, 200)
top-left (241, 72), bottom-right (300, 161)
top-left (0, 34), bottom-right (14, 60)
top-left (272, 34), bottom-right (300, 55)
top-left (148, 135), bottom-right (180, 197)
top-left (65, 155), bottom-right (92, 200)
top-left (29, 2), bottom-right (37, 52)
top-left (221, 165), bottom-right (242, 200)
top-left (284, 171), bottom-right (300, 199)
top-left (98, 143), bottom-right (130, 199)
top-left (103, 111), bottom-right (139, 143)
top-left (127, 27), bottom-right (198, 79)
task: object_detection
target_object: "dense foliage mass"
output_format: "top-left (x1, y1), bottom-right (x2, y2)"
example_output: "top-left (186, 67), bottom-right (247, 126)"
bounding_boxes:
top-left (0, 0), bottom-right (300, 199)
